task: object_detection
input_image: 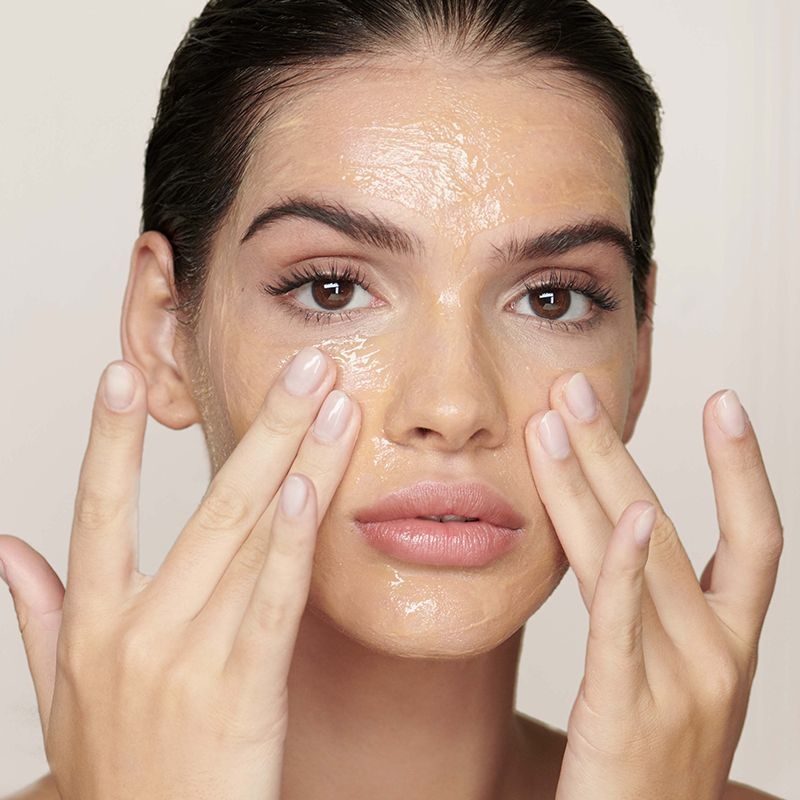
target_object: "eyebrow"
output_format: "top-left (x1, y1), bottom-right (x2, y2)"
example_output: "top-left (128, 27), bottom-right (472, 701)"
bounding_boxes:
top-left (241, 195), bottom-right (637, 272)
top-left (241, 195), bottom-right (424, 258)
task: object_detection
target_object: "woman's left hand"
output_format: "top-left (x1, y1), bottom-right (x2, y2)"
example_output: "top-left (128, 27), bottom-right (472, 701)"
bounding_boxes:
top-left (525, 372), bottom-right (784, 800)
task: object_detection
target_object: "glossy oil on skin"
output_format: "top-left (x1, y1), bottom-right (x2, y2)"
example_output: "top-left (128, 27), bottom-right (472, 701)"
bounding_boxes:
top-left (186, 55), bottom-right (648, 659)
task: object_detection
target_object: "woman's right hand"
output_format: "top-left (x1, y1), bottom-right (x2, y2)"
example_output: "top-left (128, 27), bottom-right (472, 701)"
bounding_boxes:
top-left (0, 346), bottom-right (361, 799)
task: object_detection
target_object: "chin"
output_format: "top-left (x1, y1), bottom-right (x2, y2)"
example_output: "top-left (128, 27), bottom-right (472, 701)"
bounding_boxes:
top-left (307, 518), bottom-right (570, 660)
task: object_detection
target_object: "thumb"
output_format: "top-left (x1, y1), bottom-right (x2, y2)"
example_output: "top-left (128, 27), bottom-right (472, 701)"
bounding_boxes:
top-left (0, 534), bottom-right (65, 739)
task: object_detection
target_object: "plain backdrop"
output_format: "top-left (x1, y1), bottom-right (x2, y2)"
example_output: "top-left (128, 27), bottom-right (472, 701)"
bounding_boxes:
top-left (1, 1), bottom-right (797, 796)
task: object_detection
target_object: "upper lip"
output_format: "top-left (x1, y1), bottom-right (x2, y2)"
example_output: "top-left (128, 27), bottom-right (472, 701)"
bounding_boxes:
top-left (354, 480), bottom-right (525, 530)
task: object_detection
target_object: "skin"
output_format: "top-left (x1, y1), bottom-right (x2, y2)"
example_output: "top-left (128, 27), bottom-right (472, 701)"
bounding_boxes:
top-left (145, 57), bottom-right (643, 796)
top-left (0, 54), bottom-right (783, 799)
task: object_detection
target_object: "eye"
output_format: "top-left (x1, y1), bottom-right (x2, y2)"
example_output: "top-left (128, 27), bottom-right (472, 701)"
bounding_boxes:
top-left (292, 272), bottom-right (372, 313)
top-left (259, 260), bottom-right (375, 325)
top-left (509, 269), bottom-right (621, 332)
top-left (517, 284), bottom-right (591, 323)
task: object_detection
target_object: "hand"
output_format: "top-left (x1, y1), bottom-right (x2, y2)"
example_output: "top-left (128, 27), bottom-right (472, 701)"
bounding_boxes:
top-left (525, 372), bottom-right (783, 800)
top-left (0, 346), bottom-right (360, 799)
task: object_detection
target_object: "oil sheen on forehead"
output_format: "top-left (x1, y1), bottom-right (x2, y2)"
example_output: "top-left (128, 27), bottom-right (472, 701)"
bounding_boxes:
top-left (240, 58), bottom-right (629, 257)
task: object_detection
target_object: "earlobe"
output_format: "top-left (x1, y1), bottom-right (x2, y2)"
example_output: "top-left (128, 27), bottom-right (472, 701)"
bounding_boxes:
top-left (120, 231), bottom-right (202, 430)
top-left (621, 261), bottom-right (657, 444)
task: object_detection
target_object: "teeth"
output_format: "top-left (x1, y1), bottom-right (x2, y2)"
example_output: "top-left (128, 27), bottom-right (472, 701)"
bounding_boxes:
top-left (418, 514), bottom-right (480, 523)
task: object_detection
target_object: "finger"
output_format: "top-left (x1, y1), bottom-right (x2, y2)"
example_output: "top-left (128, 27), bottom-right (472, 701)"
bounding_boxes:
top-left (0, 535), bottom-right (65, 739)
top-left (525, 410), bottom-right (667, 644)
top-left (582, 501), bottom-right (656, 711)
top-left (525, 410), bottom-right (619, 607)
top-left (551, 371), bottom-right (712, 648)
top-left (67, 361), bottom-right (146, 612)
top-left (224, 474), bottom-right (317, 700)
top-left (700, 390), bottom-right (784, 653)
top-left (146, 347), bottom-right (336, 617)
top-left (197, 390), bottom-right (360, 645)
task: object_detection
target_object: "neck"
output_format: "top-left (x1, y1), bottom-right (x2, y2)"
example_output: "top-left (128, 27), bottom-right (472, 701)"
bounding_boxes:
top-left (282, 609), bottom-right (530, 800)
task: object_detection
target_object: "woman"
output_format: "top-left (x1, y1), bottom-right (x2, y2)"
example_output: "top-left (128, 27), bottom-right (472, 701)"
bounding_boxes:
top-left (0, 0), bottom-right (785, 797)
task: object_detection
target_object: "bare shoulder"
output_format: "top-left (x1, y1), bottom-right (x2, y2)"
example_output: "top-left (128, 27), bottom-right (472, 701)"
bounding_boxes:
top-left (3, 773), bottom-right (60, 800)
top-left (722, 780), bottom-right (785, 800)
top-left (5, 752), bottom-right (782, 800)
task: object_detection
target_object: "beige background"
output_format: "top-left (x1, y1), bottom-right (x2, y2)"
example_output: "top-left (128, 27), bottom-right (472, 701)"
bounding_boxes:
top-left (1, 1), bottom-right (797, 795)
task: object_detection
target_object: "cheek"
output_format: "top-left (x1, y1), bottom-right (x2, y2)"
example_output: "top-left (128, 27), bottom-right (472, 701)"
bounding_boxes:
top-left (496, 327), bottom-right (636, 433)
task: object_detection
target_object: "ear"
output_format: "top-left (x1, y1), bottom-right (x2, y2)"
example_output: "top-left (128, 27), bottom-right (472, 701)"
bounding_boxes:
top-left (120, 231), bottom-right (202, 430)
top-left (621, 261), bottom-right (657, 444)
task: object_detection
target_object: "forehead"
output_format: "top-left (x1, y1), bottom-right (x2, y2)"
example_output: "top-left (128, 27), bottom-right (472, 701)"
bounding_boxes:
top-left (237, 58), bottom-right (631, 250)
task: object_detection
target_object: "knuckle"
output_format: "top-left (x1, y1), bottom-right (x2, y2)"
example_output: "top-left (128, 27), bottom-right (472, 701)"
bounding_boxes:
top-left (757, 521), bottom-right (784, 565)
top-left (646, 512), bottom-right (681, 559)
top-left (270, 525), bottom-right (310, 561)
top-left (588, 425), bottom-right (617, 459)
top-left (197, 481), bottom-right (252, 533)
top-left (699, 653), bottom-right (742, 707)
top-left (257, 400), bottom-right (303, 439)
top-left (560, 467), bottom-right (593, 501)
top-left (736, 442), bottom-right (765, 476)
top-left (56, 632), bottom-right (86, 681)
top-left (160, 650), bottom-right (208, 703)
top-left (295, 450), bottom-right (339, 485)
top-left (115, 625), bottom-right (158, 674)
top-left (73, 485), bottom-right (123, 532)
top-left (92, 406), bottom-right (131, 440)
top-left (588, 613), bottom-right (643, 660)
top-left (250, 589), bottom-right (300, 636)
top-left (234, 535), bottom-right (271, 577)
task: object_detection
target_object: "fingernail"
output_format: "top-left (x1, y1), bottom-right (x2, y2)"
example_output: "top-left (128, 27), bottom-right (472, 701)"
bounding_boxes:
top-left (284, 347), bottom-right (326, 396)
top-left (280, 474), bottom-right (309, 518)
top-left (633, 504), bottom-right (656, 548)
top-left (0, 559), bottom-right (8, 586)
top-left (538, 410), bottom-right (571, 460)
top-left (715, 390), bottom-right (747, 439)
top-left (564, 372), bottom-right (598, 422)
top-left (313, 390), bottom-right (352, 442)
top-left (103, 363), bottom-right (136, 411)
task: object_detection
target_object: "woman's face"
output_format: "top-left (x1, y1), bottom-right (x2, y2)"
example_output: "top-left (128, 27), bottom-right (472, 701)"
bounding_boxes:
top-left (169, 58), bottom-right (651, 658)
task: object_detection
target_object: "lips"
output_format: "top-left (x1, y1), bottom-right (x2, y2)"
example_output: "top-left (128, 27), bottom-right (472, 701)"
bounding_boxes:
top-left (354, 480), bottom-right (525, 530)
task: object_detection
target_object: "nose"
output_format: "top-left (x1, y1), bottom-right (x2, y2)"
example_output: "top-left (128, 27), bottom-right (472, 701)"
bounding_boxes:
top-left (382, 313), bottom-right (508, 453)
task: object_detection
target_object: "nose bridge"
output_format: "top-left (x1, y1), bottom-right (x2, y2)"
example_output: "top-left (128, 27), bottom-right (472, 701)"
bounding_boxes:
top-left (384, 293), bottom-right (508, 451)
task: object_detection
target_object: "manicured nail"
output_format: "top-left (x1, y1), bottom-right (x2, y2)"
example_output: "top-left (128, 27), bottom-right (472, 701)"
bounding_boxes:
top-left (313, 390), bottom-right (352, 442)
top-left (103, 363), bottom-right (136, 411)
top-left (280, 474), bottom-right (309, 518)
top-left (633, 504), bottom-right (656, 548)
top-left (284, 347), bottom-right (326, 396)
top-left (715, 390), bottom-right (747, 439)
top-left (564, 372), bottom-right (598, 422)
top-left (538, 410), bottom-right (571, 460)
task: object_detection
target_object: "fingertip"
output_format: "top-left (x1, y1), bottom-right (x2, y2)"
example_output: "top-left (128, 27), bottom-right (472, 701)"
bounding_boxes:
top-left (101, 361), bottom-right (140, 413)
top-left (632, 503), bottom-right (656, 551)
top-left (552, 370), bottom-right (577, 398)
top-left (525, 410), bottom-right (548, 440)
top-left (712, 389), bottom-right (749, 440)
top-left (279, 473), bottom-right (312, 519)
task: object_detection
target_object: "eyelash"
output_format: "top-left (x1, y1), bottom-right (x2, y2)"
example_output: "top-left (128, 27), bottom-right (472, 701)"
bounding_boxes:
top-left (258, 260), bottom-right (622, 333)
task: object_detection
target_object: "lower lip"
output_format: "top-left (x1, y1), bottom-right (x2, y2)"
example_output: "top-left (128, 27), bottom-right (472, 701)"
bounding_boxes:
top-left (354, 518), bottom-right (522, 567)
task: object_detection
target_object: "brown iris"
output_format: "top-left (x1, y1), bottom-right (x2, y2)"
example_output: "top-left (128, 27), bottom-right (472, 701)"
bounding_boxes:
top-left (529, 287), bottom-right (571, 320)
top-left (311, 278), bottom-right (355, 311)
